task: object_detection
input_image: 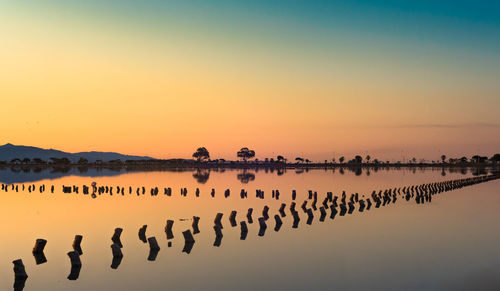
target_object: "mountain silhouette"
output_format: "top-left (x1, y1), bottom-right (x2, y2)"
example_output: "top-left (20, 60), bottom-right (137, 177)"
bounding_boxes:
top-left (0, 143), bottom-right (154, 163)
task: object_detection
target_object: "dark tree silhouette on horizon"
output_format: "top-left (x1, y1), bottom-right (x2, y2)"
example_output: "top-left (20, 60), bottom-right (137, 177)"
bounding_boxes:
top-left (441, 155), bottom-right (447, 163)
top-left (192, 147), bottom-right (210, 162)
top-left (237, 147), bottom-right (255, 161)
top-left (339, 156), bottom-right (345, 164)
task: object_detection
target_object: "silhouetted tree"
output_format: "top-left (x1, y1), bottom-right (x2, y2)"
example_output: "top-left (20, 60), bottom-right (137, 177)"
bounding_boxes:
top-left (441, 155), bottom-right (446, 163)
top-left (21, 158), bottom-right (31, 164)
top-left (460, 156), bottom-right (468, 163)
top-left (491, 154), bottom-right (500, 163)
top-left (471, 155), bottom-right (488, 163)
top-left (366, 155), bottom-right (371, 163)
top-left (295, 157), bottom-right (304, 164)
top-left (50, 157), bottom-right (71, 165)
top-left (237, 147), bottom-right (255, 161)
top-left (354, 155), bottom-right (363, 163)
top-left (305, 159), bottom-right (311, 164)
top-left (277, 155), bottom-right (285, 163)
top-left (339, 156), bottom-right (345, 164)
top-left (33, 158), bottom-right (46, 164)
top-left (78, 157), bottom-right (88, 164)
top-left (192, 147), bottom-right (210, 162)
top-left (10, 158), bottom-right (21, 164)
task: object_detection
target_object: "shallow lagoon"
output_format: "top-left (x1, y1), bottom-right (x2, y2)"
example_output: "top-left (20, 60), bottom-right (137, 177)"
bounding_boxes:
top-left (1, 167), bottom-right (499, 291)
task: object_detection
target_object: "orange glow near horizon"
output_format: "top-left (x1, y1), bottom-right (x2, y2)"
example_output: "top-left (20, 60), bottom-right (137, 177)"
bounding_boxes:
top-left (1, 2), bottom-right (499, 161)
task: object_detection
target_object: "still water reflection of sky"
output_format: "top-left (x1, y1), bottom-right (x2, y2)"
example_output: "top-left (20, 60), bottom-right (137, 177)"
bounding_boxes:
top-left (1, 168), bottom-right (499, 291)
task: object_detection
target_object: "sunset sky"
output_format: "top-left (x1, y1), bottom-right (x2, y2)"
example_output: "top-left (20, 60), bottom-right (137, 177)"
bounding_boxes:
top-left (1, 1), bottom-right (499, 161)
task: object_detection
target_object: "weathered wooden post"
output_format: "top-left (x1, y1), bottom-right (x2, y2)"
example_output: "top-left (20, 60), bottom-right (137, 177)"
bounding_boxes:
top-left (112, 228), bottom-right (123, 247)
top-left (138, 225), bottom-right (147, 243)
top-left (247, 208), bottom-right (253, 224)
top-left (192, 216), bottom-right (200, 234)
top-left (301, 200), bottom-right (308, 212)
top-left (73, 235), bottom-right (83, 255)
top-left (229, 210), bottom-right (237, 227)
top-left (262, 205), bottom-right (270, 220)
top-left (32, 239), bottom-right (47, 254)
top-left (165, 220), bottom-right (175, 239)
top-left (214, 213), bottom-right (224, 229)
top-left (279, 203), bottom-right (286, 217)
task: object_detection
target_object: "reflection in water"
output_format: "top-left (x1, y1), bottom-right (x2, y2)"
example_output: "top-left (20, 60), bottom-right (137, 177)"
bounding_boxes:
top-left (182, 230), bottom-right (196, 254)
top-left (274, 215), bottom-right (283, 232)
top-left (258, 217), bottom-right (267, 237)
top-left (67, 251), bottom-right (82, 281)
top-left (213, 225), bottom-right (223, 247)
top-left (240, 221), bottom-right (248, 240)
top-left (12, 259), bottom-right (28, 291)
top-left (192, 169), bottom-right (210, 184)
top-left (4, 171), bottom-right (500, 289)
top-left (237, 170), bottom-right (255, 183)
top-left (110, 244), bottom-right (123, 269)
top-left (33, 252), bottom-right (47, 266)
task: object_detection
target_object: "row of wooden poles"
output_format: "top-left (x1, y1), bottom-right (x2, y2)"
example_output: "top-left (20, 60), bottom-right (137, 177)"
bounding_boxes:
top-left (11, 174), bottom-right (499, 290)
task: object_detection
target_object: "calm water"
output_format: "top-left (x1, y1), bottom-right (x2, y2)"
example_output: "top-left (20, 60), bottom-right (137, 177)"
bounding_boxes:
top-left (1, 167), bottom-right (499, 291)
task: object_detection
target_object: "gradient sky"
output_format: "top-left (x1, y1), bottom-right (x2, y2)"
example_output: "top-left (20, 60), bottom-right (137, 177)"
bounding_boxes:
top-left (1, 0), bottom-right (499, 161)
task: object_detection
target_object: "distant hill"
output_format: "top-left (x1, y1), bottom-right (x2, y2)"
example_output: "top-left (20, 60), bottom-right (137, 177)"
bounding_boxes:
top-left (0, 143), bottom-right (154, 163)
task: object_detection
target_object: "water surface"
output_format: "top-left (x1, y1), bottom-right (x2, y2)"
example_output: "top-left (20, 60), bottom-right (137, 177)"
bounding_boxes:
top-left (1, 167), bottom-right (499, 291)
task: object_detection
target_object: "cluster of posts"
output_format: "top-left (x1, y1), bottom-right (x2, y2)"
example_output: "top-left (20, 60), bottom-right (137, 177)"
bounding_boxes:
top-left (10, 173), bottom-right (500, 290)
